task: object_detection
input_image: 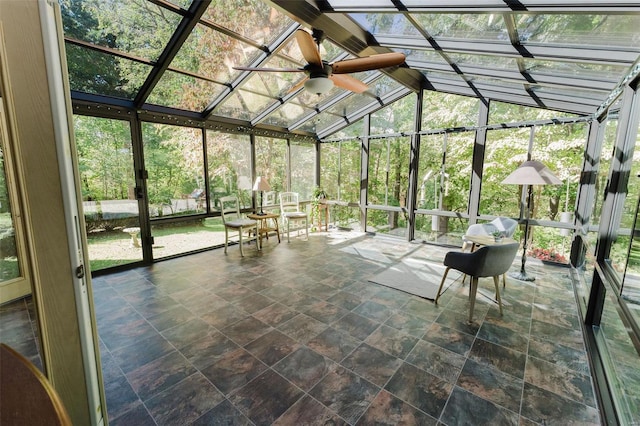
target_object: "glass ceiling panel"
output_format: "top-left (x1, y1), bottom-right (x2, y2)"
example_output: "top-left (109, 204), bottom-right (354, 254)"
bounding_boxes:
top-left (274, 36), bottom-right (307, 64)
top-left (528, 85), bottom-right (606, 103)
top-left (316, 75), bottom-right (402, 134)
top-left (273, 31), bottom-right (345, 65)
top-left (446, 52), bottom-right (519, 71)
top-left (404, 0), bottom-right (506, 7)
top-left (417, 69), bottom-right (467, 85)
top-left (290, 70), bottom-right (379, 114)
top-left (214, 90), bottom-right (276, 121)
top-left (412, 13), bottom-right (508, 41)
top-left (330, 0), bottom-right (394, 8)
top-left (147, 70), bottom-right (227, 111)
top-left (261, 103), bottom-right (314, 128)
top-left (171, 24), bottom-right (262, 84)
top-left (60, 0), bottom-right (182, 62)
top-left (466, 76), bottom-right (528, 92)
top-left (242, 56), bottom-right (305, 98)
top-left (523, 59), bottom-right (626, 82)
top-left (350, 13), bottom-right (422, 37)
top-left (396, 48), bottom-right (448, 65)
top-left (245, 73), bottom-right (305, 99)
top-left (330, 119), bottom-right (365, 140)
top-left (65, 44), bottom-right (151, 99)
top-left (202, 0), bottom-right (294, 46)
top-left (164, 0), bottom-right (193, 9)
top-left (295, 87), bottom-right (345, 109)
top-left (516, 14), bottom-right (640, 47)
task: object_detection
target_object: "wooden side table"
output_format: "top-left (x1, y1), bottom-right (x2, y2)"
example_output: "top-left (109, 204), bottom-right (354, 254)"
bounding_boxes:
top-left (317, 202), bottom-right (329, 232)
top-left (247, 213), bottom-right (281, 249)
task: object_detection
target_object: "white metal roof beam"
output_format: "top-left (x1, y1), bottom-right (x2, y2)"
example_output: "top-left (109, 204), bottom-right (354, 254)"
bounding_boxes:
top-left (377, 36), bottom-right (640, 65)
top-left (323, 1), bottom-right (640, 13)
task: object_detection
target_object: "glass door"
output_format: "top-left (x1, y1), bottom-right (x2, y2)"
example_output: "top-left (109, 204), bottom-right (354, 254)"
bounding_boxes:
top-left (73, 115), bottom-right (143, 271)
top-left (0, 96), bottom-right (30, 303)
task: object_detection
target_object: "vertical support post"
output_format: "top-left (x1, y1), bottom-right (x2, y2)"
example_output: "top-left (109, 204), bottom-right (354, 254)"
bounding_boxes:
top-left (360, 114), bottom-right (370, 231)
top-left (250, 133), bottom-right (256, 211)
top-left (468, 99), bottom-right (489, 224)
top-left (571, 119), bottom-right (603, 267)
top-left (315, 139), bottom-right (321, 188)
top-left (407, 91), bottom-right (422, 242)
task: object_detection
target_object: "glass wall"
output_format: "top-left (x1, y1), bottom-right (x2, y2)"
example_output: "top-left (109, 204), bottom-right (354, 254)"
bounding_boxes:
top-left (480, 127), bottom-right (530, 218)
top-left (320, 139), bottom-right (362, 230)
top-left (290, 141), bottom-right (315, 201)
top-left (621, 190), bottom-right (640, 326)
top-left (73, 115), bottom-right (143, 270)
top-left (142, 123), bottom-right (210, 260)
top-left (366, 137), bottom-right (410, 236)
top-left (206, 131), bottom-right (252, 210)
top-left (608, 126), bottom-right (640, 278)
top-left (585, 80), bottom-right (640, 425)
top-left (366, 96), bottom-right (415, 235)
top-left (0, 137), bottom-right (19, 282)
top-left (422, 91), bottom-right (479, 129)
top-left (142, 123), bottom-right (206, 218)
top-left (595, 292), bottom-right (640, 424)
top-left (255, 136), bottom-right (287, 200)
top-left (415, 132), bottom-right (474, 243)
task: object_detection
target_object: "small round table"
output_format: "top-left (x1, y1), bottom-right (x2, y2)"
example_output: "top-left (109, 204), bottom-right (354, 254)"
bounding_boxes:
top-left (464, 235), bottom-right (517, 250)
top-left (247, 213), bottom-right (280, 249)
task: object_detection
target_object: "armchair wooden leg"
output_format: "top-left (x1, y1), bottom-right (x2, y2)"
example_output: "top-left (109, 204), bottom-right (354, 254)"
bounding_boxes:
top-left (493, 276), bottom-right (503, 316)
top-left (435, 267), bottom-right (450, 305)
top-left (239, 228), bottom-right (244, 257)
top-left (468, 277), bottom-right (478, 322)
top-left (224, 228), bottom-right (229, 254)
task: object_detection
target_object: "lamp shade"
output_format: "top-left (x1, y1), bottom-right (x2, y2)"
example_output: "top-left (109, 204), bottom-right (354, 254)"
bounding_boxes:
top-left (501, 160), bottom-right (562, 185)
top-left (252, 176), bottom-right (271, 191)
top-left (304, 77), bottom-right (334, 95)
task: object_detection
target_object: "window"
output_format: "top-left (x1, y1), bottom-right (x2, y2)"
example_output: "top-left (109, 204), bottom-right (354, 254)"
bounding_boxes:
top-left (255, 136), bottom-right (287, 198)
top-left (206, 131), bottom-right (252, 210)
top-left (142, 123), bottom-right (205, 218)
top-left (290, 142), bottom-right (315, 201)
top-left (74, 115), bottom-right (142, 270)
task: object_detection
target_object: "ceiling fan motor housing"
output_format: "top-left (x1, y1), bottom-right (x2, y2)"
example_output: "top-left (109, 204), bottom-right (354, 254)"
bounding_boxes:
top-left (308, 63), bottom-right (333, 79)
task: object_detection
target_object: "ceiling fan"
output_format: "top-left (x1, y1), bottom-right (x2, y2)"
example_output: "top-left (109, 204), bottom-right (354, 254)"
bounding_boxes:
top-left (233, 29), bottom-right (406, 95)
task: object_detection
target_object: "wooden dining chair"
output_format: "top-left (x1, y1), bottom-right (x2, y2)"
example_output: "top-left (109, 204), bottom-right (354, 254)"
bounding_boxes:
top-left (0, 343), bottom-right (72, 425)
top-left (279, 192), bottom-right (309, 242)
top-left (219, 195), bottom-right (259, 256)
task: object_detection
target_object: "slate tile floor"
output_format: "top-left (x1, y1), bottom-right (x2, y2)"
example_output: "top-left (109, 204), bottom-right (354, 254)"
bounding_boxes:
top-left (2, 231), bottom-right (600, 425)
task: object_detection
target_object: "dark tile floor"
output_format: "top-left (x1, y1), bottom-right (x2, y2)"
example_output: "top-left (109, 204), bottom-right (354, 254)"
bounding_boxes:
top-left (3, 231), bottom-right (601, 425)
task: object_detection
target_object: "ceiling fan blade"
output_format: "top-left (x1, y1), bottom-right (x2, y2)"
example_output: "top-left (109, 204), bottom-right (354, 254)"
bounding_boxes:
top-left (331, 52), bottom-right (406, 74)
top-left (288, 77), bottom-right (309, 94)
top-left (330, 74), bottom-right (368, 93)
top-left (233, 66), bottom-right (304, 72)
top-left (295, 29), bottom-right (323, 67)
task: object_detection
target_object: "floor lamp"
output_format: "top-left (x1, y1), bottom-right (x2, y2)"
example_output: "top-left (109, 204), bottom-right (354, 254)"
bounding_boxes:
top-left (502, 160), bottom-right (562, 281)
top-left (252, 176), bottom-right (271, 215)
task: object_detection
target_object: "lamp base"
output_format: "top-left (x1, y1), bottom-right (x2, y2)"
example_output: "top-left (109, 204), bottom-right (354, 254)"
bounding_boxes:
top-left (509, 271), bottom-right (535, 282)
top-left (256, 212), bottom-right (267, 216)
